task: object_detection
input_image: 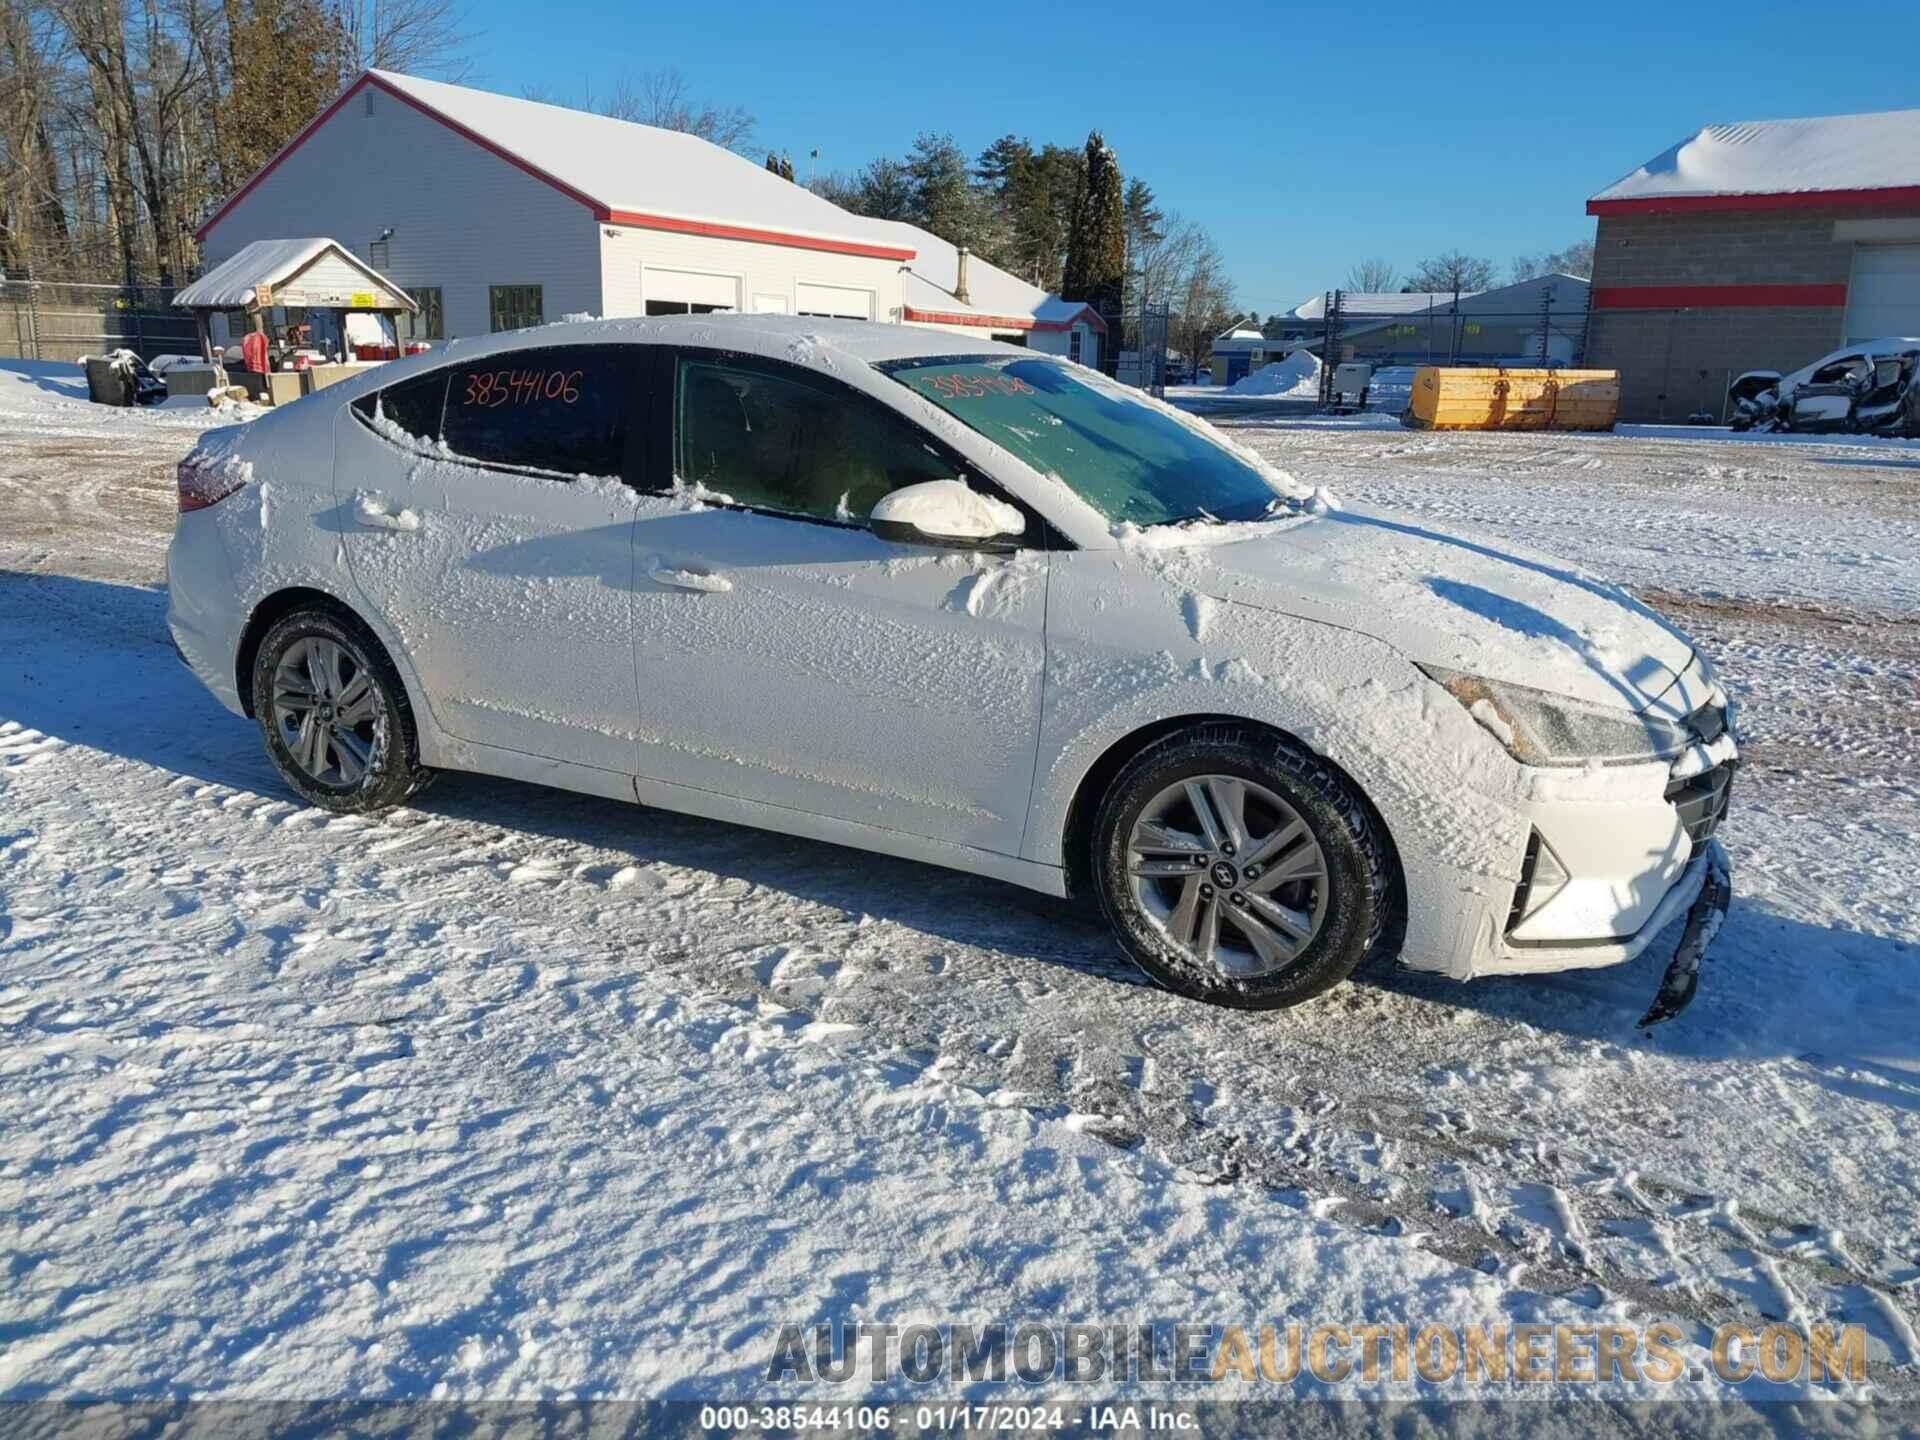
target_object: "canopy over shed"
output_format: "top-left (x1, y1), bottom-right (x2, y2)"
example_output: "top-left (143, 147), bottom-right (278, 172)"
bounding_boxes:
top-left (175, 237), bottom-right (416, 367)
top-left (176, 237), bottom-right (416, 314)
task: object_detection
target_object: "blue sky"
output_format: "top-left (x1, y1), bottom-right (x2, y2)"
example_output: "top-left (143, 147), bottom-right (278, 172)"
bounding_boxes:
top-left (459, 0), bottom-right (1916, 313)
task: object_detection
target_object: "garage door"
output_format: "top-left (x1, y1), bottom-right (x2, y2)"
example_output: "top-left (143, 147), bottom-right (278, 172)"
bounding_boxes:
top-left (795, 282), bottom-right (873, 321)
top-left (1844, 245), bottom-right (1920, 342)
top-left (643, 267), bottom-right (740, 315)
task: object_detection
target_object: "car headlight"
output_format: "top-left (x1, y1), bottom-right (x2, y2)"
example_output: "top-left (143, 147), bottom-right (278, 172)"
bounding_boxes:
top-left (1418, 664), bottom-right (1693, 767)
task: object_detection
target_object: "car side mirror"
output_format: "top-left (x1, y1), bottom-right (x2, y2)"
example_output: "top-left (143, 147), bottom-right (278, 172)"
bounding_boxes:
top-left (869, 479), bottom-right (1026, 552)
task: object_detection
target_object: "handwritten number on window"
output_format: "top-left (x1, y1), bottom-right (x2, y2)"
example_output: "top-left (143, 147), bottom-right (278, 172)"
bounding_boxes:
top-left (462, 368), bottom-right (584, 408)
top-left (914, 371), bottom-right (1036, 401)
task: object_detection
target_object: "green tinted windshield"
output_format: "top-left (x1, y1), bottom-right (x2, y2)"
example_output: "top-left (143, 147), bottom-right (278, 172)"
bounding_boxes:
top-left (879, 356), bottom-right (1284, 527)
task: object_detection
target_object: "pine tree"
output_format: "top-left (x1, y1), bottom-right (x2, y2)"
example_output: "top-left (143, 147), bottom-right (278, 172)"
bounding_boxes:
top-left (223, 0), bottom-right (349, 185)
top-left (852, 158), bottom-right (913, 221)
top-left (905, 131), bottom-right (981, 248)
top-left (1060, 131), bottom-right (1125, 326)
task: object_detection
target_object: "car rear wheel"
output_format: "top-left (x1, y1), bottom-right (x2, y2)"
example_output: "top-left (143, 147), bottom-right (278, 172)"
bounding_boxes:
top-left (1091, 724), bottom-right (1394, 1009)
top-left (251, 608), bottom-right (431, 814)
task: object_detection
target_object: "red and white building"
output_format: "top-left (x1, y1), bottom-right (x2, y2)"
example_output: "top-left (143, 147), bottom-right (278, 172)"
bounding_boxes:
top-left (1585, 107), bottom-right (1920, 420)
top-left (194, 70), bottom-right (1104, 366)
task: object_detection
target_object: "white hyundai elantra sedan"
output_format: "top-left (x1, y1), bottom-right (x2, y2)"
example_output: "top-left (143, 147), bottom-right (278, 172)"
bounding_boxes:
top-left (167, 316), bottom-right (1734, 1020)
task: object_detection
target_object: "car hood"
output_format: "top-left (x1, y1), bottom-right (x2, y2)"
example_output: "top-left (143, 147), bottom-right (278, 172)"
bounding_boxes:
top-left (1160, 506), bottom-right (1698, 712)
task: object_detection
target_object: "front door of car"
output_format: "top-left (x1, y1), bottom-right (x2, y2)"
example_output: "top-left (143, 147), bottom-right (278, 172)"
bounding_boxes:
top-left (625, 350), bottom-right (1049, 856)
top-left (333, 343), bottom-right (647, 774)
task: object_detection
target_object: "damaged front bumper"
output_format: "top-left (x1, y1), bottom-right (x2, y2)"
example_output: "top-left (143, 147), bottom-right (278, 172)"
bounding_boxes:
top-left (1638, 839), bottom-right (1731, 1027)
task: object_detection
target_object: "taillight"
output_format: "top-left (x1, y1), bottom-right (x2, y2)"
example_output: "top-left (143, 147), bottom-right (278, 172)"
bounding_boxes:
top-left (177, 453), bottom-right (251, 512)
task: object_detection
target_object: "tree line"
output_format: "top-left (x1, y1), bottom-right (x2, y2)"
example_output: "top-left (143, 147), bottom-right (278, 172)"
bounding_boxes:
top-left (0, 0), bottom-right (469, 286)
top-left (803, 130), bottom-right (1239, 370)
top-left (1337, 240), bottom-right (1595, 298)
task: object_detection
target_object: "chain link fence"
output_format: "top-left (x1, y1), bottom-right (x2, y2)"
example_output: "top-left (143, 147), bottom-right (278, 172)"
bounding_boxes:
top-left (1100, 303), bottom-right (1173, 396)
top-left (1, 279), bottom-right (201, 365)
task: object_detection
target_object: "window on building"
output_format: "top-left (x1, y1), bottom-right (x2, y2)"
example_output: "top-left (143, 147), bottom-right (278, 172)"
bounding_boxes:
top-left (222, 309), bottom-right (249, 340)
top-left (489, 285), bottom-right (544, 333)
top-left (1068, 330), bottom-right (1083, 363)
top-left (674, 358), bottom-right (958, 523)
top-left (400, 287), bottom-right (444, 341)
top-left (438, 345), bottom-right (640, 478)
top-left (644, 300), bottom-right (733, 316)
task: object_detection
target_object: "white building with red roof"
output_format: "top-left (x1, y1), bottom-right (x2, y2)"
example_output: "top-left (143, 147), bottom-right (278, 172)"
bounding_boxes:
top-left (193, 70), bottom-right (1103, 367)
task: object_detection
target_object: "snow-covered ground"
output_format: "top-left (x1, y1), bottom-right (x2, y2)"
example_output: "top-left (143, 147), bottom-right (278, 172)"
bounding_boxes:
top-left (2, 359), bottom-right (1917, 1408)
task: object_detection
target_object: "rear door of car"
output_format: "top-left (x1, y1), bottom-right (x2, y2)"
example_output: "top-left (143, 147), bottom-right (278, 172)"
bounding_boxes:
top-left (333, 344), bottom-right (647, 774)
top-left (620, 346), bottom-right (1050, 856)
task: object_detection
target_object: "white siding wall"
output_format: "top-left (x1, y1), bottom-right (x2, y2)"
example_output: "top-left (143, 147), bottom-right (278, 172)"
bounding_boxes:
top-left (1029, 323), bottom-right (1100, 367)
top-left (201, 84), bottom-right (603, 344)
top-left (598, 228), bottom-right (904, 323)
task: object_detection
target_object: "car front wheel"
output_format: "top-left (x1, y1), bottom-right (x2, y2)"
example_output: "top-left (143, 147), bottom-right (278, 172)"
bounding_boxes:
top-left (251, 607), bottom-right (431, 814)
top-left (1091, 724), bottom-right (1394, 1009)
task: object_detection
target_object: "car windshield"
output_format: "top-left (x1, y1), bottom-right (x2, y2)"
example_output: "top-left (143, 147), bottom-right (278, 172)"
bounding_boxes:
top-left (878, 356), bottom-right (1286, 527)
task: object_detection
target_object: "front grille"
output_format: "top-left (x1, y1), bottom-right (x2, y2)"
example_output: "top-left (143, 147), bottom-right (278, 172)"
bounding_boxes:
top-left (1667, 761), bottom-right (1734, 844)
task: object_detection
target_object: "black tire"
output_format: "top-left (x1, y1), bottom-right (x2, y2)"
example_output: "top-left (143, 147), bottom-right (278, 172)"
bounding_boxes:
top-left (1091, 723), bottom-right (1395, 1010)
top-left (250, 606), bottom-right (433, 814)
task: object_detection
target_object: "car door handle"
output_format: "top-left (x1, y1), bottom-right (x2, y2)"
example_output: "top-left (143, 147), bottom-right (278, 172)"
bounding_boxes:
top-left (648, 562), bottom-right (733, 594)
top-left (355, 493), bottom-right (421, 532)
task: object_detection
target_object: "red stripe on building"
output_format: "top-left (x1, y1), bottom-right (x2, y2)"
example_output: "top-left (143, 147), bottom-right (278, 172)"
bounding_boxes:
top-left (1591, 283), bottom-right (1848, 310)
top-left (604, 210), bottom-right (912, 260)
top-left (903, 304), bottom-right (1107, 333)
top-left (196, 73), bottom-right (918, 263)
top-left (1587, 185), bottom-right (1920, 217)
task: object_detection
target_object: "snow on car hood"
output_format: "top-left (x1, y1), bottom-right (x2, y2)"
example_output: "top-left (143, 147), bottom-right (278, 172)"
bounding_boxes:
top-left (1136, 505), bottom-right (1698, 712)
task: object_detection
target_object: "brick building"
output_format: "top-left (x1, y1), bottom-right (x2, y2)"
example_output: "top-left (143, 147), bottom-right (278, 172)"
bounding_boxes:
top-left (1585, 109), bottom-right (1920, 421)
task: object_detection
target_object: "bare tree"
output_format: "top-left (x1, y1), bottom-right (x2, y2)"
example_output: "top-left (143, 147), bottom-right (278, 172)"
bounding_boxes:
top-left (335, 0), bottom-right (471, 80)
top-left (1510, 239), bottom-right (1594, 284)
top-left (1406, 250), bottom-right (1496, 293)
top-left (1168, 228), bottom-right (1237, 378)
top-left (1343, 257), bottom-right (1395, 292)
top-left (598, 69), bottom-right (754, 152)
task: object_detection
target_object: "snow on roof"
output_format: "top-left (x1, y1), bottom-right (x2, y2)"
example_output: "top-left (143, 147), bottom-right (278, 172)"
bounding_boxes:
top-left (1285, 291), bottom-right (1467, 321)
top-left (369, 72), bottom-right (907, 254)
top-left (1591, 108), bottom-right (1920, 204)
top-left (174, 237), bottom-right (415, 310)
top-left (875, 221), bottom-right (1100, 331)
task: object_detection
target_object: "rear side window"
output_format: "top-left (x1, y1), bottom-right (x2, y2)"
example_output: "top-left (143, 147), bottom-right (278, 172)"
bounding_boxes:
top-left (358, 346), bottom-right (642, 480)
top-left (674, 358), bottom-right (956, 522)
top-left (357, 369), bottom-right (446, 439)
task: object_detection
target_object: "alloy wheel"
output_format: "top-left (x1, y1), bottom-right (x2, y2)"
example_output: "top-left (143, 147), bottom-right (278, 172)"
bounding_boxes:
top-left (1127, 774), bottom-right (1329, 979)
top-left (271, 636), bottom-right (385, 788)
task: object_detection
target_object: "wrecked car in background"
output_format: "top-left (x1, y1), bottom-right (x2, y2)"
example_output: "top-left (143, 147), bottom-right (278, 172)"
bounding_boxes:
top-left (1729, 339), bottom-right (1920, 435)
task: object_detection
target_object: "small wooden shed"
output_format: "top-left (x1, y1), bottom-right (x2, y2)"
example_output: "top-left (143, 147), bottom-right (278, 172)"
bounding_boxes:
top-left (174, 237), bottom-right (416, 365)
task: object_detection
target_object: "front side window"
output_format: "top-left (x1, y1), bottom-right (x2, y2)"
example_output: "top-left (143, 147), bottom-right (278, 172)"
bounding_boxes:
top-left (356, 345), bottom-right (639, 480)
top-left (401, 287), bottom-right (444, 341)
top-left (675, 358), bottom-right (957, 522)
top-left (489, 284), bottom-right (543, 333)
top-left (881, 356), bottom-right (1285, 528)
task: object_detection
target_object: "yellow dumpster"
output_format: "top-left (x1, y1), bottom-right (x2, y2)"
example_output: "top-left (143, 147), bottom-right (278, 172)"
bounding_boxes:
top-left (1404, 367), bottom-right (1619, 432)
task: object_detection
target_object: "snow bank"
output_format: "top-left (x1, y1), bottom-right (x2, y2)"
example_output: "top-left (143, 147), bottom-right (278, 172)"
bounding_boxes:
top-left (1229, 350), bottom-right (1321, 397)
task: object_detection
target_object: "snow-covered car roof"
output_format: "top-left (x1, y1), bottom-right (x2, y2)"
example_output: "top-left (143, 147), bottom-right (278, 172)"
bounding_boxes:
top-left (399, 314), bottom-right (1035, 368)
top-left (1591, 108), bottom-right (1920, 206)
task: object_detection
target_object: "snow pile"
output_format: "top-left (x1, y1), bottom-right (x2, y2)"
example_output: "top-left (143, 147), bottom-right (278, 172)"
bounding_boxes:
top-left (1228, 350), bottom-right (1321, 396)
